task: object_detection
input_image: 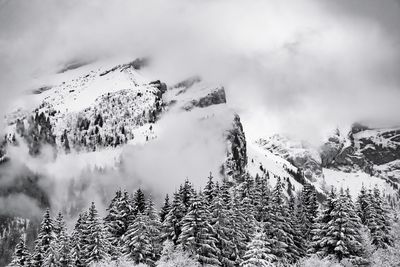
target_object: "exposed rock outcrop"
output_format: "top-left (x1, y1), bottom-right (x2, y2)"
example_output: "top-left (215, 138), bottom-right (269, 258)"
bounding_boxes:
top-left (223, 114), bottom-right (247, 182)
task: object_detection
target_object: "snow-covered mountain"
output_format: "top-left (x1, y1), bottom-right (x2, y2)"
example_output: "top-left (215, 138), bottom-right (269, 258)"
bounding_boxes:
top-left (1, 57), bottom-right (399, 213)
top-left (254, 123), bottom-right (400, 196)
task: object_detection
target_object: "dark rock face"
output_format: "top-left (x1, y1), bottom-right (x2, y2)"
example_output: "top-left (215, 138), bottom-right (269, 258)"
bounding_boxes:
top-left (322, 124), bottom-right (400, 184)
top-left (319, 130), bottom-right (345, 167)
top-left (183, 87), bottom-right (226, 111)
top-left (356, 128), bottom-right (400, 165)
top-left (223, 114), bottom-right (247, 182)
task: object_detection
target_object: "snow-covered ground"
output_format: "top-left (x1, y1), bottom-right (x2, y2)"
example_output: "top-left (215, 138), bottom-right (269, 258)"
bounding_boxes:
top-left (321, 168), bottom-right (395, 197)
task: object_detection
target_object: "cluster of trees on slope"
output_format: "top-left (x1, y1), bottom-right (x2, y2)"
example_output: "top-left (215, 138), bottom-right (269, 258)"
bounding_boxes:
top-left (8, 172), bottom-right (398, 267)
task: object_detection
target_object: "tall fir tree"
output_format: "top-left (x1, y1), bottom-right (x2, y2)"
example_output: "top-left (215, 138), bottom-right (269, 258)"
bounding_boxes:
top-left (240, 232), bottom-right (275, 267)
top-left (104, 190), bottom-right (133, 248)
top-left (31, 208), bottom-right (54, 267)
top-left (124, 213), bottom-right (155, 266)
top-left (371, 186), bottom-right (393, 248)
top-left (162, 191), bottom-right (186, 244)
top-left (211, 192), bottom-right (237, 266)
top-left (159, 194), bottom-right (171, 223)
top-left (203, 172), bottom-right (217, 205)
top-left (70, 212), bottom-right (88, 267)
top-left (312, 190), bottom-right (365, 262)
top-left (264, 178), bottom-right (304, 263)
top-left (9, 237), bottom-right (31, 267)
top-left (84, 202), bottom-right (109, 265)
top-left (178, 195), bottom-right (220, 266)
top-left (132, 188), bottom-right (146, 216)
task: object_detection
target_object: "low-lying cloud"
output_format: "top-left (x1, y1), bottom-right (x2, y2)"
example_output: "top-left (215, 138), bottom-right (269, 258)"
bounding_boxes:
top-left (1, 0), bottom-right (400, 141)
top-left (1, 0), bottom-right (400, 219)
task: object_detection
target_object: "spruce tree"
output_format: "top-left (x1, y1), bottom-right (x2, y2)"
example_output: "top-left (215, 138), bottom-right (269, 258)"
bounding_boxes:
top-left (145, 195), bottom-right (162, 261)
top-left (211, 192), bottom-right (237, 266)
top-left (178, 196), bottom-right (220, 266)
top-left (203, 172), bottom-right (216, 205)
top-left (264, 178), bottom-right (304, 263)
top-left (240, 232), bottom-right (275, 267)
top-left (124, 213), bottom-right (154, 265)
top-left (162, 191), bottom-right (186, 244)
top-left (84, 202), bottom-right (109, 265)
top-left (32, 208), bottom-right (54, 266)
top-left (159, 194), bottom-right (171, 223)
top-left (179, 179), bottom-right (196, 211)
top-left (104, 190), bottom-right (132, 248)
top-left (132, 188), bottom-right (146, 216)
top-left (70, 212), bottom-right (88, 267)
top-left (312, 190), bottom-right (365, 262)
top-left (10, 237), bottom-right (31, 267)
top-left (371, 187), bottom-right (393, 248)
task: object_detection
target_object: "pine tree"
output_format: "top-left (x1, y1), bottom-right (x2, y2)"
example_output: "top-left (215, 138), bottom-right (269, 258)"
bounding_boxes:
top-left (84, 202), bottom-right (109, 265)
top-left (124, 213), bottom-right (154, 265)
top-left (211, 192), bottom-right (237, 266)
top-left (159, 194), bottom-right (171, 223)
top-left (357, 185), bottom-right (370, 224)
top-left (32, 208), bottom-right (54, 266)
top-left (132, 188), bottom-right (146, 216)
top-left (204, 172), bottom-right (216, 205)
top-left (370, 187), bottom-right (393, 248)
top-left (104, 190), bottom-right (132, 248)
top-left (298, 183), bottom-right (319, 242)
top-left (312, 190), bottom-right (365, 262)
top-left (53, 212), bottom-right (67, 240)
top-left (10, 237), bottom-right (31, 266)
top-left (162, 191), bottom-right (186, 244)
top-left (264, 178), bottom-right (304, 263)
top-left (179, 179), bottom-right (196, 211)
top-left (145, 195), bottom-right (162, 261)
top-left (240, 232), bottom-right (275, 267)
top-left (70, 212), bottom-right (87, 267)
top-left (178, 196), bottom-right (220, 266)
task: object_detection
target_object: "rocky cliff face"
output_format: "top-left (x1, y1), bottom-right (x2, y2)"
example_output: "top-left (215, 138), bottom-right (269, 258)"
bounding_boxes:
top-left (257, 123), bottom-right (400, 191)
top-left (223, 114), bottom-right (247, 181)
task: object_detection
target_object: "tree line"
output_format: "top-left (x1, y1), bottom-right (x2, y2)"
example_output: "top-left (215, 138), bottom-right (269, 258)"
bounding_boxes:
top-left (9, 172), bottom-right (396, 266)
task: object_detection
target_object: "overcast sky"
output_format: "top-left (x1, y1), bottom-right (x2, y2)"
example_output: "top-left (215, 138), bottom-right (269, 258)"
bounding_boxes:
top-left (1, 0), bottom-right (400, 142)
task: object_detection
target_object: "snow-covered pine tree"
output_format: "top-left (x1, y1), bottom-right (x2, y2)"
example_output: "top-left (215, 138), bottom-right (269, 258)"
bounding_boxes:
top-left (211, 192), bottom-right (237, 266)
top-left (230, 188), bottom-right (254, 261)
top-left (219, 178), bottom-right (232, 208)
top-left (9, 237), bottom-right (30, 267)
top-left (53, 212), bottom-right (67, 240)
top-left (132, 188), bottom-right (146, 216)
top-left (57, 228), bottom-right (71, 267)
top-left (357, 185), bottom-right (370, 224)
top-left (309, 187), bottom-right (336, 255)
top-left (159, 194), bottom-right (171, 223)
top-left (123, 213), bottom-right (154, 266)
top-left (84, 202), bottom-right (109, 265)
top-left (162, 191), bottom-right (186, 244)
top-left (297, 183), bottom-right (319, 242)
top-left (31, 208), bottom-right (55, 267)
top-left (178, 195), bottom-right (220, 266)
top-left (265, 177), bottom-right (304, 263)
top-left (313, 190), bottom-right (365, 262)
top-left (203, 172), bottom-right (216, 205)
top-left (178, 179), bottom-right (197, 212)
top-left (145, 195), bottom-right (162, 261)
top-left (104, 190), bottom-right (132, 248)
top-left (69, 212), bottom-right (87, 267)
top-left (240, 232), bottom-right (275, 267)
top-left (371, 186), bottom-right (393, 248)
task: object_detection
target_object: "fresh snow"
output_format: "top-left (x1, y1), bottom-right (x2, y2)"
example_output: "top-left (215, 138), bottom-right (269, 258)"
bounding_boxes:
top-left (322, 168), bottom-right (394, 197)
